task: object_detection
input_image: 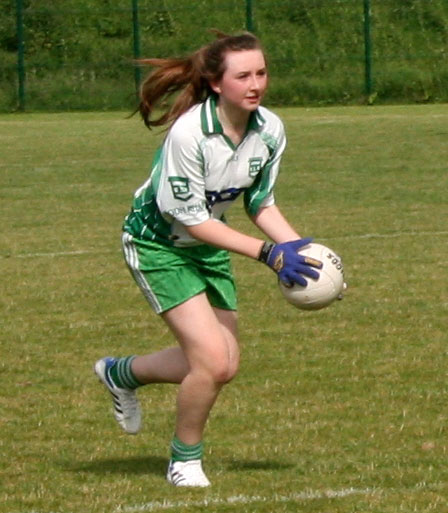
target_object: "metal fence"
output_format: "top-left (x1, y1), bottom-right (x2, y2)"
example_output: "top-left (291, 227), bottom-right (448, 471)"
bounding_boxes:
top-left (2, 0), bottom-right (447, 112)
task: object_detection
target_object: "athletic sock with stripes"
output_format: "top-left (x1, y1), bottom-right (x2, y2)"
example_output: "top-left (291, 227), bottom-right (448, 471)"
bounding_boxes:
top-left (171, 435), bottom-right (204, 462)
top-left (108, 356), bottom-right (143, 390)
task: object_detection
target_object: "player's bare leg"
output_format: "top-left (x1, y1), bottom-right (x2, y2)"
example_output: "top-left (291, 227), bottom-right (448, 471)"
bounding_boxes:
top-left (96, 293), bottom-right (239, 486)
top-left (159, 293), bottom-right (239, 486)
top-left (162, 293), bottom-right (239, 445)
top-left (131, 347), bottom-right (190, 384)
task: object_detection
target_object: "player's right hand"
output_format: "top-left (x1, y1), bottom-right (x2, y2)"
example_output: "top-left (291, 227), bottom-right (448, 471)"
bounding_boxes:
top-left (258, 237), bottom-right (322, 287)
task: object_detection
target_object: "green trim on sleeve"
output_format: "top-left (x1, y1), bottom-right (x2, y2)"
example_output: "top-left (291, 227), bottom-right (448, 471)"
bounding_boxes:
top-left (244, 157), bottom-right (275, 216)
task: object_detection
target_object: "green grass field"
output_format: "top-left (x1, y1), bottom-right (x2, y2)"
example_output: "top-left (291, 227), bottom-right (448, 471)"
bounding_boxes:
top-left (1, 105), bottom-right (447, 513)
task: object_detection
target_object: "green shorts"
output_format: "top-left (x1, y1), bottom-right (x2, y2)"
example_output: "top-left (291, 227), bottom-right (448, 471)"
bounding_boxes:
top-left (121, 232), bottom-right (237, 314)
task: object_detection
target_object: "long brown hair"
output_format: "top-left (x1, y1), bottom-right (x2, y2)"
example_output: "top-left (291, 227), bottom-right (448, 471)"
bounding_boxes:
top-left (136, 31), bottom-right (263, 129)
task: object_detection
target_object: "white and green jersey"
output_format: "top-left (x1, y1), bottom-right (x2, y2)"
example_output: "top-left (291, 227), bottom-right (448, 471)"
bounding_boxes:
top-left (124, 94), bottom-right (286, 247)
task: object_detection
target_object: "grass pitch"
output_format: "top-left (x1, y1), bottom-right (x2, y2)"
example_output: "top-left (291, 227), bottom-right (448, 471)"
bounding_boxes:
top-left (1, 105), bottom-right (447, 513)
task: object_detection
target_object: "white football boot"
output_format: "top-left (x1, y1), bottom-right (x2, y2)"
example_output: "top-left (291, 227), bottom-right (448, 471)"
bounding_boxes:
top-left (166, 459), bottom-right (211, 487)
top-left (94, 357), bottom-right (141, 434)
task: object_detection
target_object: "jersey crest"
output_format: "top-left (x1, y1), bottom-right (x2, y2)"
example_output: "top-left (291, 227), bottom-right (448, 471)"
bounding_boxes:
top-left (248, 157), bottom-right (263, 177)
top-left (168, 176), bottom-right (193, 201)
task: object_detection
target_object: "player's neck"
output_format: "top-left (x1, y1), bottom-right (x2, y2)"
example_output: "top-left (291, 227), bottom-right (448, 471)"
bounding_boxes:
top-left (216, 103), bottom-right (250, 146)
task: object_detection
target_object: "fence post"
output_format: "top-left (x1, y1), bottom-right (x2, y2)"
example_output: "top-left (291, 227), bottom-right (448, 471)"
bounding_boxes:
top-left (132, 0), bottom-right (142, 98)
top-left (363, 0), bottom-right (373, 98)
top-left (16, 0), bottom-right (25, 111)
top-left (246, 0), bottom-right (254, 32)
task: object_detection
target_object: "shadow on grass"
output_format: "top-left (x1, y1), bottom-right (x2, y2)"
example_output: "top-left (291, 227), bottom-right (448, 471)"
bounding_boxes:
top-left (225, 459), bottom-right (295, 471)
top-left (63, 455), bottom-right (168, 476)
top-left (62, 456), bottom-right (293, 476)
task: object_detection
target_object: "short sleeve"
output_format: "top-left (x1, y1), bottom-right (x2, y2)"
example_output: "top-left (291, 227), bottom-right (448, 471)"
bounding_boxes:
top-left (156, 122), bottom-right (210, 226)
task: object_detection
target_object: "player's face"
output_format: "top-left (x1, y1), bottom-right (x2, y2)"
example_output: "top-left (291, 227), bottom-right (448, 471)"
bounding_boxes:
top-left (211, 49), bottom-right (268, 112)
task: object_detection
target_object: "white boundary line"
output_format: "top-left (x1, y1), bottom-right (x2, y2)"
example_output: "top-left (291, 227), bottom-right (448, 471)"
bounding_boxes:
top-left (3, 487), bottom-right (374, 513)
top-left (115, 487), bottom-right (374, 513)
top-left (2, 230), bottom-right (447, 260)
top-left (324, 230), bottom-right (448, 241)
top-left (11, 249), bottom-right (100, 259)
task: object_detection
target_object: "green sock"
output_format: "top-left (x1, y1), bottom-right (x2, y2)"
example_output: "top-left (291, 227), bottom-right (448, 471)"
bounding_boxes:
top-left (109, 356), bottom-right (143, 390)
top-left (171, 436), bottom-right (203, 462)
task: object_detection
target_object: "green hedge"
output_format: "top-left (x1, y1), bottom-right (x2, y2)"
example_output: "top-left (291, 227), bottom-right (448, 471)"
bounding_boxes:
top-left (1, 0), bottom-right (448, 111)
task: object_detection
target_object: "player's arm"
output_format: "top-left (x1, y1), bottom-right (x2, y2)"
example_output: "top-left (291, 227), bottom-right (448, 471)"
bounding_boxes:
top-left (250, 204), bottom-right (301, 243)
top-left (185, 220), bottom-right (264, 259)
top-left (185, 219), bottom-right (321, 287)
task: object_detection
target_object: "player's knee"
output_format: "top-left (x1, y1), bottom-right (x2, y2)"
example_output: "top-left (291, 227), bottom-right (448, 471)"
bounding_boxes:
top-left (212, 357), bottom-right (239, 385)
top-left (226, 357), bottom-right (240, 383)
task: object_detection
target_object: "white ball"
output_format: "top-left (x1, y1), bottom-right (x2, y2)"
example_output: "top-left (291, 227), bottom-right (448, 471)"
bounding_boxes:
top-left (279, 243), bottom-right (345, 311)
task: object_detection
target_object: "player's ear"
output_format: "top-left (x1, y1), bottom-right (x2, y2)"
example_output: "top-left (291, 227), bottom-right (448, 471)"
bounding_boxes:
top-left (209, 80), bottom-right (221, 94)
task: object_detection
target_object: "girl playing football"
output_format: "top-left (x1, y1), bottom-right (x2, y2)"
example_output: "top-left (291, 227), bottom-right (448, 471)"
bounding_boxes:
top-left (94, 31), bottom-right (321, 487)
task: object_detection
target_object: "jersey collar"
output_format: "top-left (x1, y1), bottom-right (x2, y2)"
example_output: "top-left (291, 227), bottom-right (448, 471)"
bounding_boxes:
top-left (200, 94), bottom-right (265, 136)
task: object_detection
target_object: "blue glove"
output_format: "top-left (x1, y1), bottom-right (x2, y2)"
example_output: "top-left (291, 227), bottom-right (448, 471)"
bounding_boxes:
top-left (258, 237), bottom-right (322, 287)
